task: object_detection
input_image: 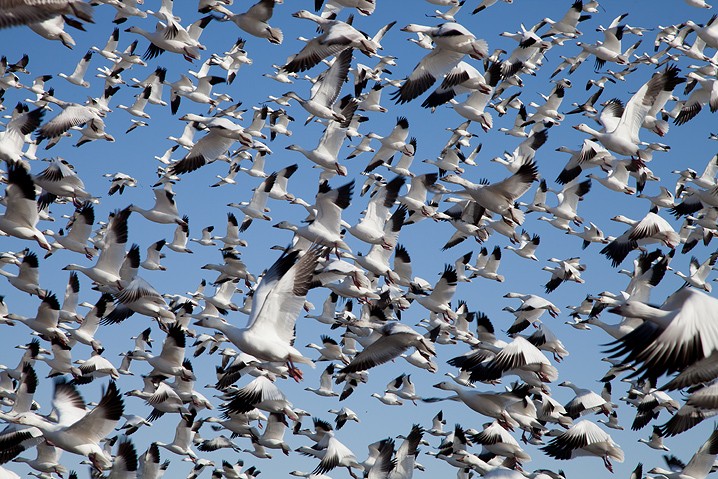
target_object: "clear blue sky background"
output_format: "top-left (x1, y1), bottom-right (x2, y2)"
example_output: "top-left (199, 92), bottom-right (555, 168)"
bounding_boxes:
top-left (1, 1), bottom-right (718, 478)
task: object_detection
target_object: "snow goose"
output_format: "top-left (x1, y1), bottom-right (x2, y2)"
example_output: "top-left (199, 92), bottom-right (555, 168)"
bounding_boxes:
top-left (505, 230), bottom-right (540, 261)
top-left (213, 0), bottom-right (283, 45)
top-left (166, 216), bottom-right (192, 253)
top-left (11, 439), bottom-right (66, 477)
top-left (284, 11), bottom-right (382, 73)
top-left (276, 181), bottom-right (354, 253)
top-left (522, 324), bottom-right (569, 362)
top-left (638, 426), bottom-right (670, 451)
top-left (125, 16), bottom-right (210, 62)
top-left (0, 0), bottom-right (92, 29)
top-left (555, 139), bottom-right (613, 186)
top-left (154, 411), bottom-right (198, 461)
top-left (471, 420), bottom-right (531, 464)
top-left (543, 179), bottom-right (591, 226)
top-left (336, 322), bottom-right (435, 379)
top-left (8, 292), bottom-right (67, 345)
top-left (440, 201), bottom-right (487, 249)
top-left (0, 105), bottom-right (44, 163)
top-left (674, 252), bottom-right (717, 292)
top-left (0, 163), bottom-right (51, 250)
top-left (66, 293), bottom-right (110, 353)
top-left (169, 116), bottom-right (252, 175)
top-left (606, 287), bottom-right (718, 385)
top-left (540, 0), bottom-right (587, 38)
top-left (212, 213), bottom-right (247, 248)
top-left (167, 74), bottom-right (225, 115)
top-left (130, 186), bottom-right (186, 226)
top-left (134, 325), bottom-right (192, 380)
top-left (286, 117), bottom-right (350, 176)
top-left (543, 256), bottom-right (586, 293)
top-left (406, 265), bottom-right (458, 320)
top-left (35, 95), bottom-right (107, 146)
top-left (138, 443), bottom-right (168, 479)
top-left (392, 22), bottom-right (488, 104)
top-left (27, 14), bottom-right (77, 48)
top-left (190, 226), bottom-right (216, 247)
top-left (348, 176), bottom-right (404, 246)
top-left (45, 202), bottom-right (97, 259)
top-left (685, 15), bottom-right (718, 49)
top-left (306, 336), bottom-right (350, 364)
top-left (102, 276), bottom-right (174, 324)
top-left (443, 161), bottom-right (538, 225)
top-left (600, 209), bottom-right (679, 266)
top-left (648, 426), bottom-right (718, 479)
top-left (573, 65), bottom-right (684, 158)
top-left (541, 420), bottom-right (623, 472)
top-left (284, 49), bottom-right (354, 123)
top-left (469, 246), bottom-right (504, 282)
top-left (10, 380), bottom-right (124, 471)
top-left (674, 72), bottom-right (718, 125)
top-left (59, 50), bottom-right (92, 87)
top-left (312, 430), bottom-right (365, 478)
top-left (33, 158), bottom-right (91, 206)
top-left (638, 186), bottom-right (675, 209)
top-left (221, 375), bottom-right (298, 420)
top-left (304, 364), bottom-right (339, 397)
top-left (364, 116), bottom-right (411, 168)
top-left (425, 382), bottom-right (520, 429)
top-left (0, 251), bottom-right (46, 298)
top-left (559, 381), bottom-right (612, 418)
top-left (468, 336), bottom-right (558, 384)
top-left (230, 174), bottom-right (277, 232)
top-left (198, 248), bottom-right (322, 381)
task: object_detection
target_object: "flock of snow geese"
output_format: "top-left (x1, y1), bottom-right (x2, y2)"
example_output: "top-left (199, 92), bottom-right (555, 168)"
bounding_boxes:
top-left (4, 0), bottom-right (718, 478)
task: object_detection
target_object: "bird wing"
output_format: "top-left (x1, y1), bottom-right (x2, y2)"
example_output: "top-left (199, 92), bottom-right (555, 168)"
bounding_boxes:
top-left (311, 48), bottom-right (353, 108)
top-left (392, 48), bottom-right (465, 104)
top-left (63, 381), bottom-right (124, 444)
top-left (246, 247), bottom-right (321, 344)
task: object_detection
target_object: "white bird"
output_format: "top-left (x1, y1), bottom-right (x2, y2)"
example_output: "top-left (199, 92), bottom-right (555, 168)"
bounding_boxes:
top-left (284, 49), bottom-right (355, 124)
top-left (541, 420), bottom-right (624, 472)
top-left (392, 22), bottom-right (489, 104)
top-left (337, 322), bottom-right (436, 379)
top-left (9, 380), bottom-right (124, 471)
top-left (213, 0), bottom-right (283, 45)
top-left (573, 65), bottom-right (684, 158)
top-left (0, 163), bottom-right (51, 250)
top-left (647, 426), bottom-right (718, 479)
top-left (130, 186), bottom-right (187, 226)
top-left (59, 50), bottom-right (93, 87)
top-left (195, 248), bottom-right (322, 381)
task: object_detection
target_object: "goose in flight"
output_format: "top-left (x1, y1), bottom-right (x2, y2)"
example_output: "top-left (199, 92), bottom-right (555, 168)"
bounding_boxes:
top-left (0, 162), bottom-right (52, 251)
top-left (392, 22), bottom-right (489, 104)
top-left (130, 186), bottom-right (187, 226)
top-left (196, 247), bottom-right (323, 381)
top-left (573, 65), bottom-right (684, 158)
top-left (213, 0), bottom-right (283, 45)
top-left (647, 426), bottom-right (718, 479)
top-left (606, 287), bottom-right (718, 386)
top-left (63, 207), bottom-right (131, 288)
top-left (443, 160), bottom-right (539, 225)
top-left (336, 322), bottom-right (435, 380)
top-left (284, 49), bottom-right (355, 124)
top-left (541, 420), bottom-right (623, 472)
top-left (8, 380), bottom-right (124, 471)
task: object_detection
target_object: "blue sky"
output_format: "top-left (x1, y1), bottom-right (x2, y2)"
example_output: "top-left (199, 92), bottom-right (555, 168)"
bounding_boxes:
top-left (1, 0), bottom-right (718, 478)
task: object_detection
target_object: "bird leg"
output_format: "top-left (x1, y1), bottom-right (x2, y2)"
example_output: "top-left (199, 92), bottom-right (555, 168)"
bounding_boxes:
top-left (287, 358), bottom-right (303, 382)
top-left (603, 456), bottom-right (613, 473)
top-left (347, 467), bottom-right (358, 479)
